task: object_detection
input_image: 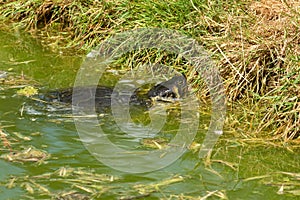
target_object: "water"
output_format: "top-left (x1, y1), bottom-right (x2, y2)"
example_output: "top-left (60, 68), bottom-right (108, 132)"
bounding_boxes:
top-left (0, 30), bottom-right (299, 199)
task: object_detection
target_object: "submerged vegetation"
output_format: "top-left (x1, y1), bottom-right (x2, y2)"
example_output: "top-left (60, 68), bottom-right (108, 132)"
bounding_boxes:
top-left (0, 1), bottom-right (300, 199)
top-left (0, 0), bottom-right (299, 146)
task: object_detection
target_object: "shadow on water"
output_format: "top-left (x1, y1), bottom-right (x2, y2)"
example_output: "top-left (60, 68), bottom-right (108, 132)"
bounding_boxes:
top-left (0, 30), bottom-right (300, 199)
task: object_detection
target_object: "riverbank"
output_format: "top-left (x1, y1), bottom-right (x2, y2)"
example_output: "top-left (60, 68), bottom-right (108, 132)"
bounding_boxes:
top-left (0, 0), bottom-right (299, 142)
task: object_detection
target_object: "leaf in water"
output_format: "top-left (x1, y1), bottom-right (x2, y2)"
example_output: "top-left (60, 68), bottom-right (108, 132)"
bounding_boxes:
top-left (54, 191), bottom-right (90, 200)
top-left (17, 86), bottom-right (38, 97)
top-left (6, 177), bottom-right (16, 189)
top-left (141, 138), bottom-right (168, 149)
top-left (134, 176), bottom-right (184, 194)
top-left (29, 180), bottom-right (50, 195)
top-left (11, 131), bottom-right (31, 141)
top-left (277, 185), bottom-right (284, 195)
top-left (59, 167), bottom-right (68, 177)
top-left (23, 182), bottom-right (34, 194)
top-left (73, 184), bottom-right (95, 194)
top-left (0, 129), bottom-right (12, 150)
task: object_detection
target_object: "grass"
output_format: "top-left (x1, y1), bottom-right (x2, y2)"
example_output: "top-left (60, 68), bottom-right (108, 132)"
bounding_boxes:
top-left (0, 0), bottom-right (299, 142)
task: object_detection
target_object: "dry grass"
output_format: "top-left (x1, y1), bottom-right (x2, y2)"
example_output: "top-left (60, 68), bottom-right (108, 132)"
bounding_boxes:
top-left (0, 0), bottom-right (299, 141)
top-left (216, 0), bottom-right (300, 141)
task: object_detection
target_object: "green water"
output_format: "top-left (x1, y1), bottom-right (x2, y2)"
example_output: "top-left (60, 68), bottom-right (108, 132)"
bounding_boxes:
top-left (0, 31), bottom-right (299, 200)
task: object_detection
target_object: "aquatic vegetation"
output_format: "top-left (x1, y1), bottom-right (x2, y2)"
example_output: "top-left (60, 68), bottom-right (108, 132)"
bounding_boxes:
top-left (243, 171), bottom-right (300, 197)
top-left (3, 167), bottom-right (197, 199)
top-left (0, 1), bottom-right (300, 199)
top-left (0, 0), bottom-right (299, 141)
top-left (1, 145), bottom-right (49, 163)
top-left (0, 71), bottom-right (38, 88)
top-left (4, 167), bottom-right (116, 199)
top-left (141, 137), bottom-right (169, 149)
top-left (0, 125), bottom-right (48, 164)
top-left (133, 175), bottom-right (184, 195)
top-left (17, 86), bottom-right (38, 97)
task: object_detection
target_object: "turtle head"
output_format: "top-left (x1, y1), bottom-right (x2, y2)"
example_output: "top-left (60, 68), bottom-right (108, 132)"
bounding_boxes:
top-left (147, 75), bottom-right (188, 102)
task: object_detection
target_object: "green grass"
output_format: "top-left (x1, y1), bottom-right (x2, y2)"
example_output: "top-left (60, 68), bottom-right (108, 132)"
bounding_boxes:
top-left (0, 0), bottom-right (299, 143)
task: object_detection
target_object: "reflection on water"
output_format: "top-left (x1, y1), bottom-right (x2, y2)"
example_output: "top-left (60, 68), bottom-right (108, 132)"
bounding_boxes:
top-left (0, 30), bottom-right (299, 199)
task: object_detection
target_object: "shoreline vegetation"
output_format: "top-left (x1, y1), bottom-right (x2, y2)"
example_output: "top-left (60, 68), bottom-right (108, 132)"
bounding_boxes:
top-left (0, 0), bottom-right (299, 143)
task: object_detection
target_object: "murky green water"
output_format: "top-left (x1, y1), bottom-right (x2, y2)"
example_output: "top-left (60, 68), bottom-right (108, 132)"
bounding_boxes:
top-left (0, 30), bottom-right (300, 200)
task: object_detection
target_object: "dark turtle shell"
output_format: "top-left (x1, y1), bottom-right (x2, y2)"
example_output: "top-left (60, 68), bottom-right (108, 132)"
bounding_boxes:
top-left (41, 75), bottom-right (188, 112)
